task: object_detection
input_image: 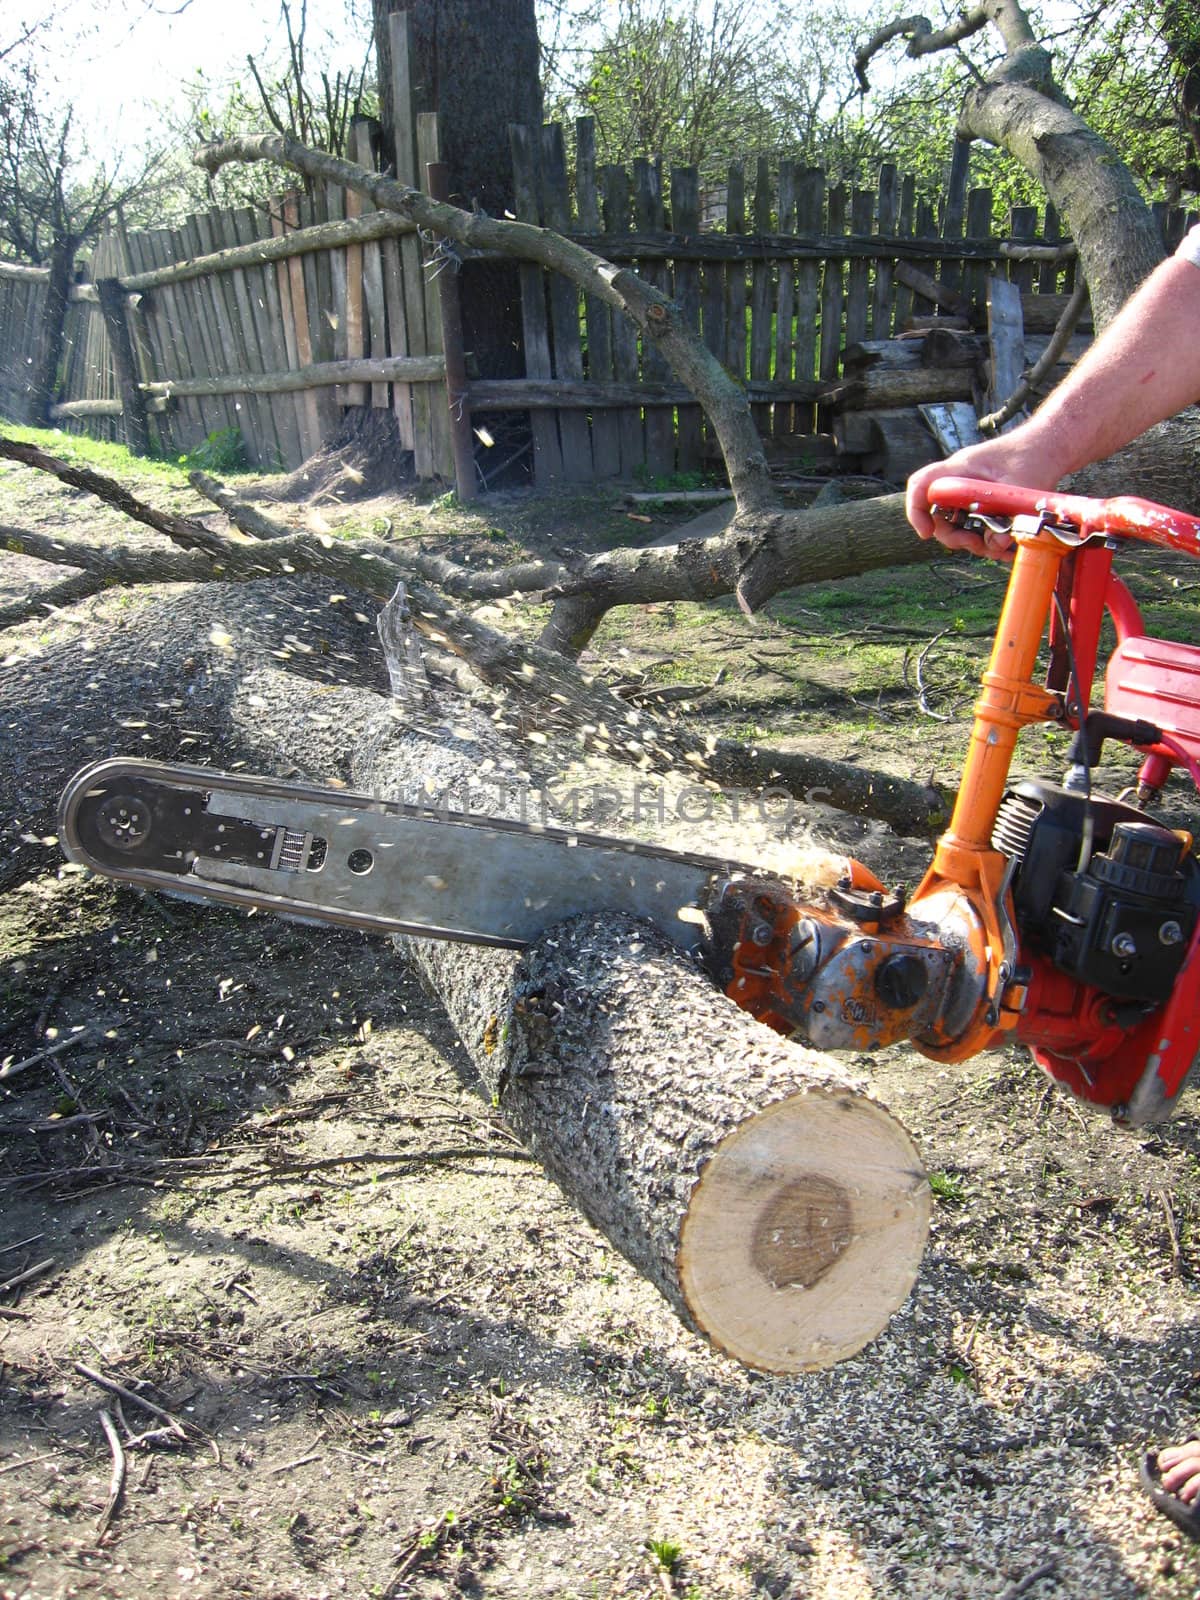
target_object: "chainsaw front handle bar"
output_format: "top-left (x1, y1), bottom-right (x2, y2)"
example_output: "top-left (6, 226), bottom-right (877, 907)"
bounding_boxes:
top-left (928, 476), bottom-right (1200, 561)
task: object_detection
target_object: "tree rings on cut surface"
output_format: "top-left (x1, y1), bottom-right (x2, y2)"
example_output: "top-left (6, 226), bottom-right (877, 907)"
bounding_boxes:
top-left (678, 1091), bottom-right (930, 1372)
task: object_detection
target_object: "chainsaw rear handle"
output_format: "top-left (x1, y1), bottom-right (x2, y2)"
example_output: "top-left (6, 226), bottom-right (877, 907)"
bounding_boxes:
top-left (927, 476), bottom-right (1200, 558)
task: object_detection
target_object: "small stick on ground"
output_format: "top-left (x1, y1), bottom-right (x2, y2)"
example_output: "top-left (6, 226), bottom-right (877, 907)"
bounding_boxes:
top-left (268, 1450), bottom-right (323, 1476)
top-left (0, 1258), bottom-right (56, 1296)
top-left (0, 1233), bottom-right (45, 1258)
top-left (0, 1033), bottom-right (91, 1083)
top-left (1158, 1185), bottom-right (1183, 1278)
top-left (998, 1559), bottom-right (1058, 1600)
top-left (73, 1363), bottom-right (187, 1442)
top-left (95, 1410), bottom-right (126, 1541)
top-left (0, 1447), bottom-right (69, 1474)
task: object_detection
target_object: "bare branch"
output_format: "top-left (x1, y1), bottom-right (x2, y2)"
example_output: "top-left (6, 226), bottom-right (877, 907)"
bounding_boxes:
top-left (855, 11), bottom-right (990, 92)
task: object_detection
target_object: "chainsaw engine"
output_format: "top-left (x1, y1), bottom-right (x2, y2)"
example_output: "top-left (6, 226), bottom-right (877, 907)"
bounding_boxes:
top-left (991, 779), bottom-right (1200, 1005)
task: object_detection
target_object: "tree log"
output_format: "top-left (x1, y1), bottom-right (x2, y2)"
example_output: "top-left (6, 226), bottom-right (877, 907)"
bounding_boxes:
top-left (827, 368), bottom-right (976, 411)
top-left (140, 355), bottom-right (445, 399)
top-left (217, 660), bottom-right (931, 1371)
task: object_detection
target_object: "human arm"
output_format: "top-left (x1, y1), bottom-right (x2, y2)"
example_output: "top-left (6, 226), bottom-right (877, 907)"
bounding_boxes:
top-left (906, 248), bottom-right (1200, 551)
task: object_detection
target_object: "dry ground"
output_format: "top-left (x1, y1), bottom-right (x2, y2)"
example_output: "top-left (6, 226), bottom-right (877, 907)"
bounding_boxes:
top-left (4, 438), bottom-right (1200, 1600)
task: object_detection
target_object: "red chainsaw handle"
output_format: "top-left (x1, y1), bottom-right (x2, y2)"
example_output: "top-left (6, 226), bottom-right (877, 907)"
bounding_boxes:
top-left (927, 476), bottom-right (1200, 559)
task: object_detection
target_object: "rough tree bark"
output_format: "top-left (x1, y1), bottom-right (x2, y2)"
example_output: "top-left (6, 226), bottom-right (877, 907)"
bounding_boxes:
top-left (1, 576), bottom-right (932, 1370)
top-left (180, 645), bottom-right (936, 1372)
top-left (372, 0), bottom-right (542, 391)
top-left (26, 235), bottom-right (76, 426)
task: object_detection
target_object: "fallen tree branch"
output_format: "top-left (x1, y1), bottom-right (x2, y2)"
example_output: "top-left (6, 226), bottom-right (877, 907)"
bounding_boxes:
top-left (0, 568), bottom-right (109, 631)
top-left (73, 1364), bottom-right (188, 1442)
top-left (2, 455), bottom-right (946, 832)
top-left (0, 437), bottom-right (218, 551)
top-left (188, 471), bottom-right (292, 539)
top-left (95, 1411), bottom-right (126, 1542)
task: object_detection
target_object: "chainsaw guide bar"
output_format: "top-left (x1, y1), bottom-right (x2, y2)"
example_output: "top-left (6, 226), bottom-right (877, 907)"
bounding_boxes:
top-left (58, 758), bottom-right (753, 951)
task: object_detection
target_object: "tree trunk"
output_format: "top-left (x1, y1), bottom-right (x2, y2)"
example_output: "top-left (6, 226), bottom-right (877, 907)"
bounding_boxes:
top-left (0, 581), bottom-right (384, 892)
top-left (26, 236), bottom-right (75, 426)
top-left (372, 0), bottom-right (542, 389)
top-left (217, 660), bottom-right (932, 1373)
top-left (962, 74), bottom-right (1165, 331)
top-left (4, 584), bottom-right (931, 1371)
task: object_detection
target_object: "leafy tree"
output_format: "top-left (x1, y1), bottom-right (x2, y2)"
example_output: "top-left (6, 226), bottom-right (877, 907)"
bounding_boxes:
top-left (566, 0), bottom-right (787, 173)
top-left (545, 0), bottom-right (877, 183)
top-left (0, 64), bottom-right (154, 266)
top-left (1065, 0), bottom-right (1200, 201)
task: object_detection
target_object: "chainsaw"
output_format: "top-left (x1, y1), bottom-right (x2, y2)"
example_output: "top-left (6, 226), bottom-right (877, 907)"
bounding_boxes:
top-left (57, 477), bottom-right (1200, 1128)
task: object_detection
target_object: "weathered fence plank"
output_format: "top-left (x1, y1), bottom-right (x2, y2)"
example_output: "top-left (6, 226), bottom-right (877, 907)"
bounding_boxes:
top-left (772, 160), bottom-right (797, 440)
top-left (577, 119), bottom-right (621, 479)
top-left (845, 187), bottom-right (874, 351)
top-left (603, 161), bottom-right (644, 476)
top-left (416, 111), bottom-right (455, 484)
top-left (510, 123), bottom-right (564, 483)
top-left (792, 166), bottom-right (823, 436)
top-left (636, 155), bottom-right (674, 480)
top-left (543, 122), bottom-right (593, 481)
top-left (671, 164), bottom-right (704, 472)
top-left (273, 196), bottom-right (322, 458)
top-left (388, 9), bottom-right (431, 473)
top-left (818, 181), bottom-right (847, 431)
top-left (872, 164), bottom-right (899, 338)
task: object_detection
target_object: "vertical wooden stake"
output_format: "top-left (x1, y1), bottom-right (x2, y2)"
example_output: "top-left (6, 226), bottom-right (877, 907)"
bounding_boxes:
top-left (426, 160), bottom-right (477, 500)
top-left (95, 278), bottom-right (151, 455)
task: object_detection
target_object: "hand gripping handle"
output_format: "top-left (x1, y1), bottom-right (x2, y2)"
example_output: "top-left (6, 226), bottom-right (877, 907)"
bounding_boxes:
top-left (927, 476), bottom-right (1200, 560)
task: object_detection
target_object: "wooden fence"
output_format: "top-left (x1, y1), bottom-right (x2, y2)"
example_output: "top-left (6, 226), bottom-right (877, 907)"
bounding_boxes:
top-left (0, 113), bottom-right (1195, 488)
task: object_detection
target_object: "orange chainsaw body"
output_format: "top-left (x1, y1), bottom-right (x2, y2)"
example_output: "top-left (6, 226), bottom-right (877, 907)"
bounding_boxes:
top-left (717, 479), bottom-right (1200, 1126)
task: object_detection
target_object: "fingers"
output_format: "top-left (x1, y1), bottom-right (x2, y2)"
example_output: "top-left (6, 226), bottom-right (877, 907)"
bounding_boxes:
top-left (905, 466), bottom-right (939, 541)
top-left (1157, 1441), bottom-right (1200, 1501)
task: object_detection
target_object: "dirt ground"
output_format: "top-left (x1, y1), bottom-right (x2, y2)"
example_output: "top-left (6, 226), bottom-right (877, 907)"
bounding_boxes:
top-left (5, 439), bottom-right (1200, 1600)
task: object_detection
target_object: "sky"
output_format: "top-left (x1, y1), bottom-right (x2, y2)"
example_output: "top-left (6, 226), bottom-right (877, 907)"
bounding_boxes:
top-left (14, 0), bottom-right (372, 158)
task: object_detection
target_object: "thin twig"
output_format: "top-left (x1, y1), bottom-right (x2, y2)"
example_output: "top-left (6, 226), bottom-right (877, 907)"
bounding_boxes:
top-left (268, 1450), bottom-right (323, 1475)
top-left (0, 1233), bottom-right (45, 1258)
top-left (0, 1258), bottom-right (56, 1296)
top-left (73, 1364), bottom-right (187, 1442)
top-left (0, 1031), bottom-right (92, 1083)
top-left (998, 1558), bottom-right (1058, 1600)
top-left (1158, 1185), bottom-right (1183, 1278)
top-left (95, 1410), bottom-right (126, 1541)
top-left (0, 1447), bottom-right (69, 1474)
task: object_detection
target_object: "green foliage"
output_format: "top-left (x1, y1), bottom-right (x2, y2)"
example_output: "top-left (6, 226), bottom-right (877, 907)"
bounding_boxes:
top-left (549, 0), bottom-right (869, 183)
top-left (138, 0), bottom-right (378, 223)
top-left (929, 1169), bottom-right (968, 1207)
top-left (181, 427), bottom-right (247, 475)
top-left (1065, 0), bottom-right (1200, 201)
top-left (646, 1537), bottom-right (683, 1572)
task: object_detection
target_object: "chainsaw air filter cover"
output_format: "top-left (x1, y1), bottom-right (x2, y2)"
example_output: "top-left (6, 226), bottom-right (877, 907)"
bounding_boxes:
top-left (993, 779), bottom-right (1200, 1003)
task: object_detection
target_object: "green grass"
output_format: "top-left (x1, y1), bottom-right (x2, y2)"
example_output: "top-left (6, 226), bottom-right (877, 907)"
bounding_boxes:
top-left (2, 420), bottom-right (185, 480)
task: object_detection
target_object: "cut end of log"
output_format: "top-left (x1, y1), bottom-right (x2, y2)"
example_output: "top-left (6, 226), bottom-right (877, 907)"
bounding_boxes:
top-left (677, 1089), bottom-right (930, 1373)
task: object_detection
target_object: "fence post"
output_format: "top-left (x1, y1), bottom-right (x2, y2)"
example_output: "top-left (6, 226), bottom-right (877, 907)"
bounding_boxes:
top-left (27, 238), bottom-right (75, 426)
top-left (96, 277), bottom-right (151, 455)
top-left (426, 160), bottom-right (478, 500)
